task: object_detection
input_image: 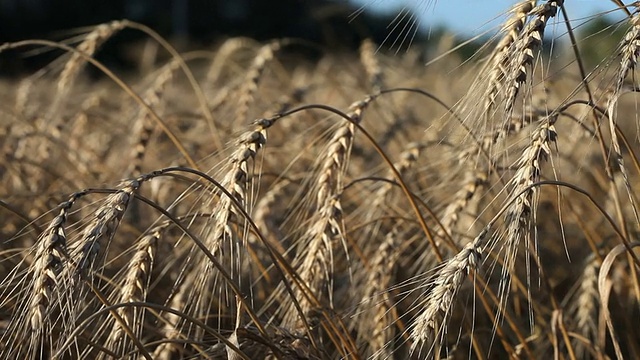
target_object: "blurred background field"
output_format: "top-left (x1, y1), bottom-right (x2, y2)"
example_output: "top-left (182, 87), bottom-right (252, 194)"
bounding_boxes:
top-left (0, 0), bottom-right (628, 74)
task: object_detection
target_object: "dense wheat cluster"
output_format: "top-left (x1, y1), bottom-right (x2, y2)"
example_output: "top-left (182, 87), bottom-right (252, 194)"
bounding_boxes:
top-left (2, 1), bottom-right (640, 359)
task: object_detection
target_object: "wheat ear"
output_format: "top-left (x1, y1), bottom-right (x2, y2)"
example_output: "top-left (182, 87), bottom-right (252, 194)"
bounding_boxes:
top-left (356, 227), bottom-right (402, 358)
top-left (52, 21), bottom-right (125, 125)
top-left (370, 141), bottom-right (423, 212)
top-left (437, 170), bottom-right (488, 244)
top-left (571, 256), bottom-right (600, 359)
top-left (410, 230), bottom-right (486, 354)
top-left (66, 94), bottom-right (102, 177)
top-left (206, 37), bottom-right (257, 84)
top-left (504, 1), bottom-right (562, 115)
top-left (101, 225), bottom-right (161, 356)
top-left (484, 1), bottom-right (536, 115)
top-left (252, 178), bottom-right (291, 251)
top-left (151, 269), bottom-right (197, 360)
top-left (24, 193), bottom-right (84, 356)
top-left (605, 8), bottom-right (640, 227)
top-left (359, 38), bottom-right (385, 92)
top-left (154, 116), bottom-right (278, 353)
top-left (69, 179), bottom-right (140, 278)
top-left (128, 60), bottom-right (180, 176)
top-left (58, 22), bottom-right (125, 92)
top-left (281, 96), bottom-right (374, 330)
top-left (0, 190), bottom-right (86, 358)
top-left (496, 113), bottom-right (557, 316)
top-left (411, 113), bottom-right (557, 353)
top-left (206, 116), bottom-right (275, 252)
top-left (235, 40), bottom-right (283, 124)
top-left (351, 142), bottom-right (424, 357)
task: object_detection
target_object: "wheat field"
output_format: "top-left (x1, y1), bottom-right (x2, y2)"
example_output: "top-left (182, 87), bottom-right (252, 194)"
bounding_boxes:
top-left (1, 1), bottom-right (640, 359)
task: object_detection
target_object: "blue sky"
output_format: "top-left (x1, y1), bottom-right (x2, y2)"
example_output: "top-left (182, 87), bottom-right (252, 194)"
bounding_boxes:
top-left (350, 0), bottom-right (624, 36)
